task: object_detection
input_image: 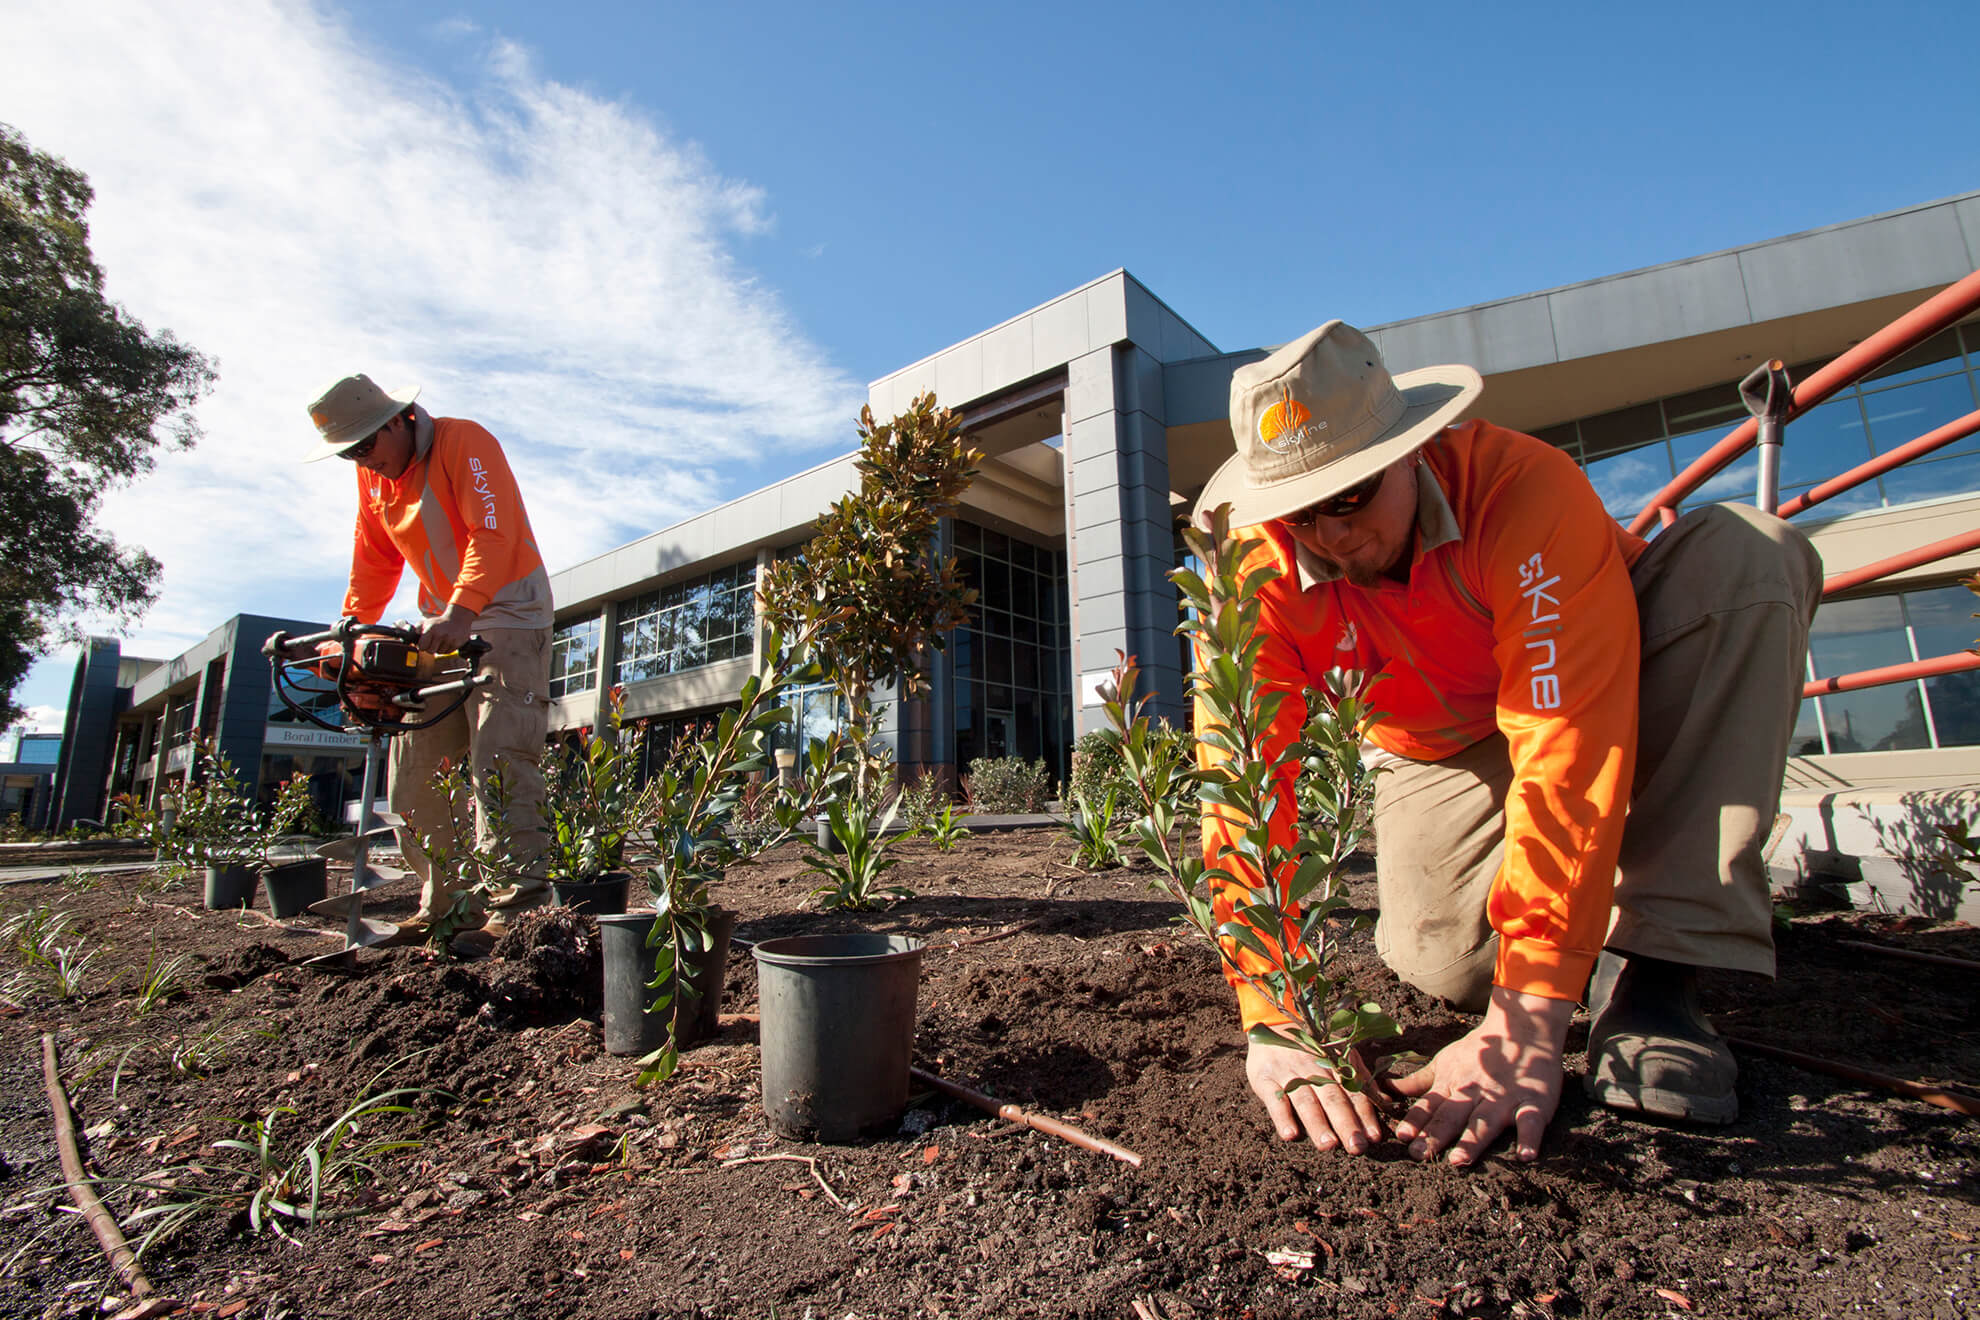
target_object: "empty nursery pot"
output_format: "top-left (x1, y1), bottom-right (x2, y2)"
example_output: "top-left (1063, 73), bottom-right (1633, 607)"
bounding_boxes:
top-left (552, 871), bottom-right (630, 916)
top-left (598, 907), bottom-right (736, 1056)
top-left (262, 858), bottom-right (328, 919)
top-left (203, 863), bottom-right (257, 911)
top-left (753, 934), bottom-right (924, 1142)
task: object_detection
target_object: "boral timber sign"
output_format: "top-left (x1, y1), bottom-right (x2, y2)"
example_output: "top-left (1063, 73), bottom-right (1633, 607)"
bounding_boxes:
top-left (261, 725), bottom-right (364, 751)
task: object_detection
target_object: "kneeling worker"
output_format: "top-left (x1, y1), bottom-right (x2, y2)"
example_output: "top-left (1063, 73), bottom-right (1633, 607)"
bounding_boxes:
top-left (1194, 321), bottom-right (1820, 1165)
top-left (303, 373), bottom-right (556, 938)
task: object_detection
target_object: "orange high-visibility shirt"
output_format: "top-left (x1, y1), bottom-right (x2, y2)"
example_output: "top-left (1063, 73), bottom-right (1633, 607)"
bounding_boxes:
top-left (1198, 420), bottom-right (1646, 1029)
top-left (343, 416), bottom-right (553, 630)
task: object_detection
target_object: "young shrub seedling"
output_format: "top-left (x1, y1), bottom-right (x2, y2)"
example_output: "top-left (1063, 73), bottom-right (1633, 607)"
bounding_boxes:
top-left (1062, 787), bottom-right (1126, 870)
top-left (1099, 505), bottom-right (1397, 1095)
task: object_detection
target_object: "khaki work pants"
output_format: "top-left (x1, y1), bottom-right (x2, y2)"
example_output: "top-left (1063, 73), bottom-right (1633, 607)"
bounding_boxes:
top-left (388, 625), bottom-right (553, 922)
top-left (1371, 504), bottom-right (1822, 1011)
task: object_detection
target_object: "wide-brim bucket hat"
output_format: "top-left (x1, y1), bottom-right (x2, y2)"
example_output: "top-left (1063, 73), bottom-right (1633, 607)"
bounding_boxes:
top-left (1195, 320), bottom-right (1481, 527)
top-left (303, 373), bottom-right (421, 462)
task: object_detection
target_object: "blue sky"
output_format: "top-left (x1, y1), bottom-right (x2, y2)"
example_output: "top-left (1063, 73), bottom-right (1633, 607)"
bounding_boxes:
top-left (5, 0), bottom-right (1978, 738)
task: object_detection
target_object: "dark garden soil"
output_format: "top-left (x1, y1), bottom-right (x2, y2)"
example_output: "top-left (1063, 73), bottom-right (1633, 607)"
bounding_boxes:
top-left (1, 831), bottom-right (1976, 1319)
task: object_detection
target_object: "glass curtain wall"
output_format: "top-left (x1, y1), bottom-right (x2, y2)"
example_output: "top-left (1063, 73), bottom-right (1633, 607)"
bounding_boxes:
top-left (550, 613), bottom-right (601, 699)
top-left (950, 521), bottom-right (1072, 783)
top-left (1792, 582), bottom-right (1980, 755)
top-left (615, 561), bottom-right (758, 684)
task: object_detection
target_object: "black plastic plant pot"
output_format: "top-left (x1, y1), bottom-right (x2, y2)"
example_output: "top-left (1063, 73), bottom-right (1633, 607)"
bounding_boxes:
top-left (203, 863), bottom-right (257, 911)
top-left (753, 934), bottom-right (924, 1142)
top-left (598, 907), bottom-right (736, 1057)
top-left (552, 871), bottom-right (630, 916)
top-left (263, 858), bottom-right (327, 919)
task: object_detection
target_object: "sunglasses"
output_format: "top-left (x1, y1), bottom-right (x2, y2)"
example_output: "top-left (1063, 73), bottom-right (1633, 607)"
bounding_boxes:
top-left (340, 428), bottom-right (383, 463)
top-left (1281, 468), bottom-right (1387, 527)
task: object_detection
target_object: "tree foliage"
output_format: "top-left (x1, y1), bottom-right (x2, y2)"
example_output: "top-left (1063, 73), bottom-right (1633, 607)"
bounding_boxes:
top-left (758, 391), bottom-right (980, 800)
top-left (0, 121), bottom-right (216, 723)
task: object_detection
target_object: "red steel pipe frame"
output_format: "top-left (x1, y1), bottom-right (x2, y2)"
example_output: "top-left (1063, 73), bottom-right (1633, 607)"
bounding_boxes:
top-left (1804, 650), bottom-right (1980, 699)
top-left (1820, 528), bottom-right (1980, 596)
top-left (1628, 269), bottom-right (1980, 536)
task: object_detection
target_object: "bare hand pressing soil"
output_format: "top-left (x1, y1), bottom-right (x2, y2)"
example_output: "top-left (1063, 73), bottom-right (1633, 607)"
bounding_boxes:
top-left (1, 832), bottom-right (1974, 1319)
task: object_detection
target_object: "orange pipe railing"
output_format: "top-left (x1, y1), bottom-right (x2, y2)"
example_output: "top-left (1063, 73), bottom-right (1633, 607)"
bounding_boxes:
top-left (1804, 651), bottom-right (1980, 699)
top-left (1778, 408), bottom-right (1980, 519)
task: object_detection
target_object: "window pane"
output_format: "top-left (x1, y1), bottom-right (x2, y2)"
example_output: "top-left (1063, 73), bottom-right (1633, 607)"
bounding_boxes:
top-left (1808, 595), bottom-right (1926, 753)
top-left (1667, 427), bottom-right (1759, 511)
top-left (1878, 450), bottom-right (1980, 507)
top-left (1779, 396), bottom-right (1873, 497)
top-left (1908, 584), bottom-right (1980, 746)
top-left (1862, 372), bottom-right (1979, 457)
top-left (1578, 402), bottom-right (1664, 460)
top-left (1790, 696), bottom-right (1823, 756)
top-left (1583, 446), bottom-right (1673, 521)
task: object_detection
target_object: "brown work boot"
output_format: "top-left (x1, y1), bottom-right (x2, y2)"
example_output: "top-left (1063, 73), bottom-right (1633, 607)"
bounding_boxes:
top-left (1583, 950), bottom-right (1739, 1125)
top-left (480, 885), bottom-right (548, 941)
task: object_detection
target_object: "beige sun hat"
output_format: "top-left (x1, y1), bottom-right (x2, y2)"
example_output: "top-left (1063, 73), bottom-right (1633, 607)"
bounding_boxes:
top-left (302, 373), bottom-right (421, 462)
top-left (1195, 321), bottom-right (1482, 527)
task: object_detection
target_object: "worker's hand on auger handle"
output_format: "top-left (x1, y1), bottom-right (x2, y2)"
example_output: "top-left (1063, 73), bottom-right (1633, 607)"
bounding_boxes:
top-left (418, 601), bottom-right (480, 656)
top-left (1246, 1037), bottom-right (1386, 1155)
top-left (1388, 985), bottom-right (1575, 1166)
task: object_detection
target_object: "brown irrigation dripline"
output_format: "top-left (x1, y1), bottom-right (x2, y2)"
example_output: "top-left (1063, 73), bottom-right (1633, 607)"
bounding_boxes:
top-left (1726, 1036), bottom-right (1980, 1119)
top-left (38, 1033), bottom-right (163, 1307)
top-left (1834, 940), bottom-right (1980, 976)
top-left (910, 1065), bottom-right (1144, 1167)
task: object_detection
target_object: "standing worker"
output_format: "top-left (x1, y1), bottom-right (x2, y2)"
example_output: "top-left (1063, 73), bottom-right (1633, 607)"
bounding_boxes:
top-left (1194, 321), bottom-right (1820, 1166)
top-left (304, 373), bottom-right (556, 940)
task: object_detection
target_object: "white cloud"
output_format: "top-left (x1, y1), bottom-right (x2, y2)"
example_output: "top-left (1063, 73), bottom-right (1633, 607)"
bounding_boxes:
top-left (2, 0), bottom-right (862, 685)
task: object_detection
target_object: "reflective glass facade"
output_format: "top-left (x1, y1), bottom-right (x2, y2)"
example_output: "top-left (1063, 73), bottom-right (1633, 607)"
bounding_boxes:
top-left (615, 560), bottom-right (758, 684)
top-left (1538, 323), bottom-right (1980, 521)
top-left (1793, 582), bottom-right (1980, 755)
top-left (550, 613), bottom-right (601, 698)
top-left (950, 521), bottom-right (1072, 781)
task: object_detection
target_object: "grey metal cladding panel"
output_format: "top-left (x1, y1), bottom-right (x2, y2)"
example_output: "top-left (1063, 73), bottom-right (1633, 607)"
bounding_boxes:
top-left (1958, 196), bottom-right (1980, 269)
top-left (1064, 409), bottom-right (1121, 465)
top-left (1079, 553), bottom-right (1127, 599)
top-left (978, 317), bottom-right (1036, 393)
top-left (1123, 346), bottom-right (1166, 425)
top-left (1071, 446), bottom-right (1168, 498)
top-left (1370, 297), bottom-right (1559, 376)
top-left (1072, 480), bottom-right (1125, 528)
top-left (1065, 348), bottom-right (1120, 426)
top-left (1547, 254), bottom-right (1750, 360)
top-left (1087, 277), bottom-right (1131, 348)
top-left (1122, 278), bottom-right (1162, 354)
top-left (934, 343), bottom-right (986, 409)
top-left (1162, 353), bottom-right (1255, 426)
top-left (1740, 207), bottom-right (1975, 322)
top-left (1032, 292), bottom-right (1091, 369)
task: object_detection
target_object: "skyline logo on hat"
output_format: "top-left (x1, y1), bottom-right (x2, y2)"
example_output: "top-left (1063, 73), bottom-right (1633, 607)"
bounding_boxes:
top-left (1257, 384), bottom-right (1328, 455)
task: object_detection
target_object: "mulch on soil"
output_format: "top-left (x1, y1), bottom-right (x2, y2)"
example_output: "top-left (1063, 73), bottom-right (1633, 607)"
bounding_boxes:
top-left (1, 831), bottom-right (1975, 1319)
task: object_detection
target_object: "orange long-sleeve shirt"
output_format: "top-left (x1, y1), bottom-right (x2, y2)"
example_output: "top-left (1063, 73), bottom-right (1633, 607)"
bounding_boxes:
top-left (344, 415), bottom-right (553, 630)
top-left (1199, 420), bottom-right (1646, 1028)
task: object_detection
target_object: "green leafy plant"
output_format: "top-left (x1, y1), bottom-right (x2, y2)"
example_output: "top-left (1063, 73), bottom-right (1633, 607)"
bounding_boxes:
top-left (543, 685), bottom-right (661, 885)
top-left (633, 626), bottom-right (831, 1084)
top-left (758, 392), bottom-right (981, 807)
top-left (1062, 787), bottom-right (1126, 870)
top-left (806, 794), bottom-right (914, 910)
top-left (1101, 504), bottom-right (1397, 1095)
top-left (1, 901), bottom-right (95, 998)
top-left (125, 1078), bottom-right (434, 1252)
top-left (1068, 728), bottom-right (1131, 811)
top-left (963, 755), bottom-right (1054, 813)
top-left (403, 760), bottom-right (529, 950)
top-left (924, 803), bottom-right (971, 852)
top-left (132, 936), bottom-right (195, 1014)
top-left (888, 774), bottom-right (948, 832)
